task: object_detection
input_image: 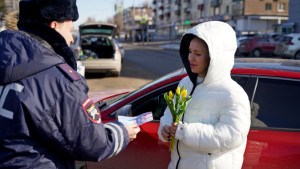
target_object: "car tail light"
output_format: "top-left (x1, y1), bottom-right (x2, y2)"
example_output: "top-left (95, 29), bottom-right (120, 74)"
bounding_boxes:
top-left (286, 41), bottom-right (294, 45)
top-left (114, 49), bottom-right (121, 60)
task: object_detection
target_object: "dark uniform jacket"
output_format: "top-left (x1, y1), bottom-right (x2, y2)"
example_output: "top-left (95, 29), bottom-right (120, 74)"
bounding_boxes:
top-left (0, 21), bottom-right (129, 169)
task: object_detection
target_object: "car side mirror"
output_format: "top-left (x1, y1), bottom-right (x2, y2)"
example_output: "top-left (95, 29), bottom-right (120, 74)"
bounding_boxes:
top-left (115, 104), bottom-right (132, 121)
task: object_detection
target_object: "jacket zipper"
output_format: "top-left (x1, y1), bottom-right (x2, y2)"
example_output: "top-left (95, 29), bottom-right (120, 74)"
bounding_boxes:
top-left (175, 84), bottom-right (197, 169)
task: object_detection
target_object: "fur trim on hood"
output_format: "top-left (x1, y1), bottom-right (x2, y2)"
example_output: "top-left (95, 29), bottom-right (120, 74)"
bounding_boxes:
top-left (17, 20), bottom-right (77, 70)
top-left (180, 21), bottom-right (237, 86)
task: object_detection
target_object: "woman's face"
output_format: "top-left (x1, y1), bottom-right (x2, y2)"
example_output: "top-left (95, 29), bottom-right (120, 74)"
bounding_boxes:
top-left (188, 37), bottom-right (210, 78)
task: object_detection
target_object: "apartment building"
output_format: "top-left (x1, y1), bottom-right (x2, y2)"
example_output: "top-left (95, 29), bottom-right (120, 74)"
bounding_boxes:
top-left (152, 0), bottom-right (289, 38)
top-left (4, 0), bottom-right (19, 13)
top-left (233, 0), bottom-right (289, 35)
top-left (288, 0), bottom-right (300, 33)
top-left (122, 6), bottom-right (153, 41)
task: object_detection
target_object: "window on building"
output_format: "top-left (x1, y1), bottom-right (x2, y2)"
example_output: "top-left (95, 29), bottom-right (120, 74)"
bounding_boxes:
top-left (265, 3), bottom-right (272, 11)
top-left (278, 3), bottom-right (285, 12)
top-left (200, 10), bottom-right (204, 18)
top-left (214, 7), bottom-right (220, 16)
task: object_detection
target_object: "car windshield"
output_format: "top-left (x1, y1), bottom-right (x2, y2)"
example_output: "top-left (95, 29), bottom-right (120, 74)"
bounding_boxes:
top-left (97, 68), bottom-right (186, 110)
top-left (81, 28), bottom-right (113, 35)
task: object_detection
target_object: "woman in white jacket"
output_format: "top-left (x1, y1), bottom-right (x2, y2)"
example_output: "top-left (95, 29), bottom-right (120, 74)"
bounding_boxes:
top-left (158, 21), bottom-right (251, 169)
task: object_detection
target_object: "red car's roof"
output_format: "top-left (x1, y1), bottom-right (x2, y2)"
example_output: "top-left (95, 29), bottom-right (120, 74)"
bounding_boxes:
top-left (233, 58), bottom-right (300, 79)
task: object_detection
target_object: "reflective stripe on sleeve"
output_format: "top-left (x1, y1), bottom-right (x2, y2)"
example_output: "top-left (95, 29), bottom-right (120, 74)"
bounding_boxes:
top-left (103, 123), bottom-right (124, 158)
top-left (107, 122), bottom-right (124, 155)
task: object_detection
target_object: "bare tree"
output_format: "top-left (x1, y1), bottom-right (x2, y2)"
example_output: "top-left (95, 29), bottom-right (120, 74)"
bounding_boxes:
top-left (0, 0), bottom-right (6, 21)
top-left (113, 12), bottom-right (123, 37)
top-left (85, 17), bottom-right (97, 24)
top-left (106, 17), bottom-right (114, 24)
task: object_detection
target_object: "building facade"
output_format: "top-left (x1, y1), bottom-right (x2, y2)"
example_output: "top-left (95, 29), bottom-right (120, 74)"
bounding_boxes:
top-left (233, 0), bottom-right (289, 36)
top-left (288, 0), bottom-right (300, 33)
top-left (4, 0), bottom-right (19, 13)
top-left (152, 0), bottom-right (289, 38)
top-left (122, 6), bottom-right (153, 42)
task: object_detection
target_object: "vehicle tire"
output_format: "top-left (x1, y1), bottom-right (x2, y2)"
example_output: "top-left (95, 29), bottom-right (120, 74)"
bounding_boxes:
top-left (111, 71), bottom-right (120, 77)
top-left (294, 51), bottom-right (300, 60)
top-left (251, 49), bottom-right (261, 57)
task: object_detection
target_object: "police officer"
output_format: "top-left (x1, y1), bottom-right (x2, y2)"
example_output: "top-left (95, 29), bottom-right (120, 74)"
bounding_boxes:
top-left (0, 0), bottom-right (140, 168)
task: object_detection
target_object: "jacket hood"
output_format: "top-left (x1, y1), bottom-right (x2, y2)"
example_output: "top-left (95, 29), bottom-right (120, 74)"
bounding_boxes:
top-left (0, 30), bottom-right (63, 85)
top-left (180, 21), bottom-right (237, 85)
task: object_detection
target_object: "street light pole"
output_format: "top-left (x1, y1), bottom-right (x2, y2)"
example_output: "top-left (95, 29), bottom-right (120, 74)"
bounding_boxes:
top-left (146, 1), bottom-right (150, 42)
top-left (132, 0), bottom-right (135, 42)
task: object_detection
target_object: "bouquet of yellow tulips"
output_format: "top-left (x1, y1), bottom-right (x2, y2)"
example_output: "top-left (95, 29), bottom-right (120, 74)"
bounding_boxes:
top-left (164, 86), bottom-right (192, 154)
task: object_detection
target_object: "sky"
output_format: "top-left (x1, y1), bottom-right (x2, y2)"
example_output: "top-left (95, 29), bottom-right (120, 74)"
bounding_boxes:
top-left (74, 0), bottom-right (150, 30)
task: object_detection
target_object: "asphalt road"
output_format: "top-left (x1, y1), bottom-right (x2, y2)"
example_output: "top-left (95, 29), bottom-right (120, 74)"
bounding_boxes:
top-left (123, 43), bottom-right (183, 77)
top-left (85, 43), bottom-right (182, 92)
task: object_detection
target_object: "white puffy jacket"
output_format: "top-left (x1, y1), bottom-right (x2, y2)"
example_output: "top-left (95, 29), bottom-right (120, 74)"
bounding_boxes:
top-left (158, 21), bottom-right (251, 169)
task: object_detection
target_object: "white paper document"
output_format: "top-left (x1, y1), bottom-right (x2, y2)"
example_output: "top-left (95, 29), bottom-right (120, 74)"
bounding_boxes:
top-left (118, 112), bottom-right (153, 126)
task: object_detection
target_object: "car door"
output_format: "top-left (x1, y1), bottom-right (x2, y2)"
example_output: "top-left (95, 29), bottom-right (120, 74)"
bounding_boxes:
top-left (85, 82), bottom-right (178, 169)
top-left (256, 38), bottom-right (270, 52)
top-left (84, 75), bottom-right (252, 169)
top-left (242, 76), bottom-right (300, 169)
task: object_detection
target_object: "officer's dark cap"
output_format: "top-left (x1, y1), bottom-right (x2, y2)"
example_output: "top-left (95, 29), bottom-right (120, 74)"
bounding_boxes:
top-left (19, 0), bottom-right (79, 22)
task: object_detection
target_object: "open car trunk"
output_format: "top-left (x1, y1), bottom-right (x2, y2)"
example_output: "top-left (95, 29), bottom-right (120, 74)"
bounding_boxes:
top-left (79, 23), bottom-right (116, 59)
top-left (81, 36), bottom-right (114, 59)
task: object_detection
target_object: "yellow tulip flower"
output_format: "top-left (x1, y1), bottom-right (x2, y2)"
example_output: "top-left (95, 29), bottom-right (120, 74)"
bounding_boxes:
top-left (168, 91), bottom-right (173, 100)
top-left (181, 90), bottom-right (187, 98)
top-left (176, 87), bottom-right (180, 95)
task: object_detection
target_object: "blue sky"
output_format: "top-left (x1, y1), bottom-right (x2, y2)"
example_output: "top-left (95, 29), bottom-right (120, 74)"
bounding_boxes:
top-left (74, 0), bottom-right (150, 29)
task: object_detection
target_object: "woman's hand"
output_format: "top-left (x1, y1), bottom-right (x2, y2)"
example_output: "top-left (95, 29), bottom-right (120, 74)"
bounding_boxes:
top-left (161, 125), bottom-right (172, 142)
top-left (170, 122), bottom-right (178, 137)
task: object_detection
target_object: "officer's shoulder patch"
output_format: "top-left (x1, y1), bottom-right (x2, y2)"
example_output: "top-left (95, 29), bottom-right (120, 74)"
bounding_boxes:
top-left (57, 64), bottom-right (79, 81)
top-left (82, 97), bottom-right (101, 124)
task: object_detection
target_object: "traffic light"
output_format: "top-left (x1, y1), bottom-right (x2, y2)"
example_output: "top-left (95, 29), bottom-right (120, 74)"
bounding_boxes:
top-left (185, 20), bottom-right (189, 25)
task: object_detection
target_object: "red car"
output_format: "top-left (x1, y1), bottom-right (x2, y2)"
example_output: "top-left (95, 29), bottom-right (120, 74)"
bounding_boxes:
top-left (78, 58), bottom-right (300, 169)
top-left (238, 37), bottom-right (277, 57)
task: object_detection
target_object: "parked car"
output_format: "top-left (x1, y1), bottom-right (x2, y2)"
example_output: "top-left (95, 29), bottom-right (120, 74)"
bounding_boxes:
top-left (78, 23), bottom-right (122, 76)
top-left (238, 37), bottom-right (277, 57)
top-left (69, 33), bottom-right (85, 77)
top-left (274, 33), bottom-right (300, 59)
top-left (70, 32), bottom-right (81, 60)
top-left (113, 38), bottom-right (125, 61)
top-left (77, 58), bottom-right (300, 169)
top-left (235, 36), bottom-right (249, 56)
top-left (76, 60), bottom-right (85, 77)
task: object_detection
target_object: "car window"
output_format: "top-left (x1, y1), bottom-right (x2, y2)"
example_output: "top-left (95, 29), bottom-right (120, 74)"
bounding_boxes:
top-left (130, 83), bottom-right (178, 121)
top-left (251, 77), bottom-right (300, 130)
top-left (256, 38), bottom-right (268, 43)
top-left (231, 75), bottom-right (249, 89)
top-left (242, 39), bottom-right (251, 43)
top-left (125, 75), bottom-right (252, 122)
top-left (130, 75), bottom-right (251, 121)
top-left (231, 75), bottom-right (255, 101)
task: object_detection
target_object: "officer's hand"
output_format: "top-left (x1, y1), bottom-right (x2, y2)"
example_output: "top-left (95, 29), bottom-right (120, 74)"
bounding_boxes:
top-left (124, 123), bottom-right (140, 142)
